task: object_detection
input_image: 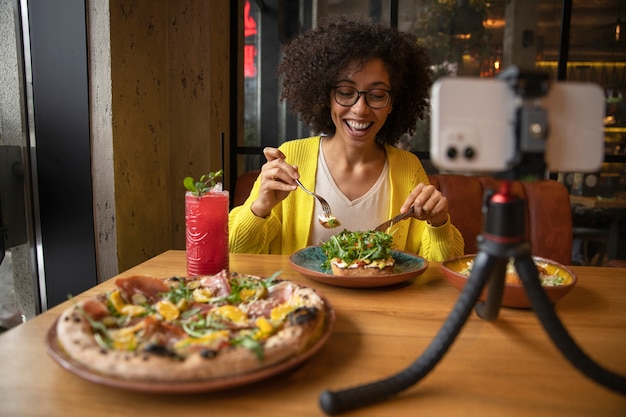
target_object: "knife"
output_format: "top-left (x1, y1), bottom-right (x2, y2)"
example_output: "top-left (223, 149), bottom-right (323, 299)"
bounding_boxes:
top-left (373, 206), bottom-right (415, 232)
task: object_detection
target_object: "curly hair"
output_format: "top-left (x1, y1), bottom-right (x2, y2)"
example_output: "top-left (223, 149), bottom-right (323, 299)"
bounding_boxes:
top-left (277, 17), bottom-right (432, 146)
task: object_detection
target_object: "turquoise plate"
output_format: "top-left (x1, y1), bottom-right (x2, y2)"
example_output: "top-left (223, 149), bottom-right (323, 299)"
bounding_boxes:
top-left (289, 246), bottom-right (428, 288)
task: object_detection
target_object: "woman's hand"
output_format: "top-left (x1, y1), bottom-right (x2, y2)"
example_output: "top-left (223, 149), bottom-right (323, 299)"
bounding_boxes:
top-left (250, 147), bottom-right (299, 218)
top-left (402, 183), bottom-right (449, 227)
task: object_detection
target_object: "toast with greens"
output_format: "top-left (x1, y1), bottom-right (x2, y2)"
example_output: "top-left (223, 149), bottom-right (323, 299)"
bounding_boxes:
top-left (320, 230), bottom-right (395, 276)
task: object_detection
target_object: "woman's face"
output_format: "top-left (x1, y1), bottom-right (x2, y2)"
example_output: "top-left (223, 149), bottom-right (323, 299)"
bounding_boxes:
top-left (330, 58), bottom-right (392, 148)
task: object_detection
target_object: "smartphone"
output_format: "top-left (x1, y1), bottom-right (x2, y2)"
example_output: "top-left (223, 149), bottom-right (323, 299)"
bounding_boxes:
top-left (430, 76), bottom-right (605, 174)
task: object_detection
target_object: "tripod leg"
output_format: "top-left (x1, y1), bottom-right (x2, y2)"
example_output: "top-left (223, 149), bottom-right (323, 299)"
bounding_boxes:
top-left (473, 253), bottom-right (508, 321)
top-left (318, 255), bottom-right (492, 415)
top-left (515, 255), bottom-right (626, 396)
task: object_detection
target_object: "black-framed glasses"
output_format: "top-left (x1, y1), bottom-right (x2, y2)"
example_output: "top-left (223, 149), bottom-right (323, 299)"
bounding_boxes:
top-left (332, 86), bottom-right (392, 109)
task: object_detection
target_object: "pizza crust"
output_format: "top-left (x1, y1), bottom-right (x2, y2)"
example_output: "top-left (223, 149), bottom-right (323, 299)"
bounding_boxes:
top-left (55, 277), bottom-right (327, 382)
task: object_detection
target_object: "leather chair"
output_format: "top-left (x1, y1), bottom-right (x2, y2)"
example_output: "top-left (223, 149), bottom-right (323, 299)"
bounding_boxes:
top-left (234, 171), bottom-right (573, 265)
top-left (233, 170), bottom-right (261, 207)
top-left (429, 174), bottom-right (573, 265)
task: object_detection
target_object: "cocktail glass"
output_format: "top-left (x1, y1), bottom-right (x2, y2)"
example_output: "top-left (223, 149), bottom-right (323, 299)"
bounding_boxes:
top-left (185, 190), bottom-right (229, 275)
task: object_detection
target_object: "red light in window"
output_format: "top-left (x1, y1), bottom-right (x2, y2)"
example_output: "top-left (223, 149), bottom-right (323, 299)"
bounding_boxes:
top-left (244, 1), bottom-right (258, 78)
top-left (244, 45), bottom-right (257, 77)
top-left (244, 1), bottom-right (257, 37)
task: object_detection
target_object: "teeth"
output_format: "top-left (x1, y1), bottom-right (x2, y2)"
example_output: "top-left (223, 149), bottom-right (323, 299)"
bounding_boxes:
top-left (347, 121), bottom-right (370, 130)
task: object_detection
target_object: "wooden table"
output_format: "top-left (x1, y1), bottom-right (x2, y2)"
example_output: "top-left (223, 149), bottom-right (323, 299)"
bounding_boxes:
top-left (1, 251), bottom-right (625, 417)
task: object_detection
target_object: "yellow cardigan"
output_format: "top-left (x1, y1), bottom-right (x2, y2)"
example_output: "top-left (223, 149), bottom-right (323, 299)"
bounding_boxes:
top-left (228, 136), bottom-right (464, 261)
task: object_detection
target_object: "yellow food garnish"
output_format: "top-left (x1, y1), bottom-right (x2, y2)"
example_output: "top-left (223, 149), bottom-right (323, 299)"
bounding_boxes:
top-left (240, 286), bottom-right (267, 302)
top-left (187, 280), bottom-right (201, 290)
top-left (270, 302), bottom-right (296, 322)
top-left (120, 304), bottom-right (147, 317)
top-left (109, 290), bottom-right (146, 317)
top-left (109, 320), bottom-right (146, 350)
top-left (109, 290), bottom-right (126, 313)
top-left (111, 330), bottom-right (137, 351)
top-left (156, 300), bottom-right (180, 321)
top-left (176, 298), bottom-right (189, 312)
top-left (212, 305), bottom-right (247, 324)
top-left (254, 317), bottom-right (275, 340)
top-left (192, 287), bottom-right (213, 303)
top-left (174, 330), bottom-right (229, 349)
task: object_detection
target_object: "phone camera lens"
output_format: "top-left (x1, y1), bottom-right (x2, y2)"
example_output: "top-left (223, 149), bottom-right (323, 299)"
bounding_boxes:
top-left (446, 147), bottom-right (458, 159)
top-left (464, 147), bottom-right (475, 159)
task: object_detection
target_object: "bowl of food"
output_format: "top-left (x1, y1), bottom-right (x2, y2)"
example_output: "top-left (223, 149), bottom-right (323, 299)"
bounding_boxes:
top-left (289, 230), bottom-right (428, 288)
top-left (440, 254), bottom-right (577, 309)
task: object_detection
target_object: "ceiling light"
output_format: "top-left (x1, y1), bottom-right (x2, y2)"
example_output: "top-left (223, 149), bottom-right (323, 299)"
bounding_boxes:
top-left (483, 19), bottom-right (505, 29)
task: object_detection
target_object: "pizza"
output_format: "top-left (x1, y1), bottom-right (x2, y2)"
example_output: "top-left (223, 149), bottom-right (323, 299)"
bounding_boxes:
top-left (320, 230), bottom-right (395, 276)
top-left (55, 271), bottom-right (329, 382)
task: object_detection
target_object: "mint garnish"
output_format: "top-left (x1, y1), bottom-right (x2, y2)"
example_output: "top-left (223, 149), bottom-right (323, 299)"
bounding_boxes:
top-left (183, 169), bottom-right (224, 197)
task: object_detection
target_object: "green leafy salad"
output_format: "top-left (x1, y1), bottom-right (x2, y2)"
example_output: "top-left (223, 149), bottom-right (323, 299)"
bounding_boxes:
top-left (320, 230), bottom-right (395, 270)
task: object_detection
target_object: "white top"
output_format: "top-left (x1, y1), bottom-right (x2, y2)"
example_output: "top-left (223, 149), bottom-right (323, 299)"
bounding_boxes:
top-left (307, 140), bottom-right (390, 246)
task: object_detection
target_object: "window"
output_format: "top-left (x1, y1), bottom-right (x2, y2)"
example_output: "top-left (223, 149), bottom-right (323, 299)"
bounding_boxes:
top-left (241, 0), bottom-right (626, 174)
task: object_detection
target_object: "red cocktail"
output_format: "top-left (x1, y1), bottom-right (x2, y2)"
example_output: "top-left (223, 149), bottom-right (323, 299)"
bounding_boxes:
top-left (185, 190), bottom-right (229, 275)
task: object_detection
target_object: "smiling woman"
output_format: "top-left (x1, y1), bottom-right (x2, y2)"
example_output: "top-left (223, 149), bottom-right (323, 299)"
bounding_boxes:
top-left (229, 17), bottom-right (465, 262)
top-left (276, 18), bottom-right (431, 146)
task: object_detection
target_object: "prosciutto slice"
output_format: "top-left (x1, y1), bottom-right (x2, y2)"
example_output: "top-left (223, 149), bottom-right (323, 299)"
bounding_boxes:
top-left (81, 299), bottom-right (110, 320)
top-left (245, 281), bottom-right (294, 318)
top-left (199, 270), bottom-right (232, 298)
top-left (115, 275), bottom-right (170, 301)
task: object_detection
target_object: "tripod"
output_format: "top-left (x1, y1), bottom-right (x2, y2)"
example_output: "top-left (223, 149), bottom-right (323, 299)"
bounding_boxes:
top-left (319, 179), bottom-right (626, 415)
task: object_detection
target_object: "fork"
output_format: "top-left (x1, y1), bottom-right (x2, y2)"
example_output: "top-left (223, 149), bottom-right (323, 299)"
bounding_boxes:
top-left (294, 179), bottom-right (337, 226)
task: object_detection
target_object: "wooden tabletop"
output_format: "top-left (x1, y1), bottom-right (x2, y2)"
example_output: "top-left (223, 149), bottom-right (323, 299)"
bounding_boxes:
top-left (1, 250), bottom-right (625, 417)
